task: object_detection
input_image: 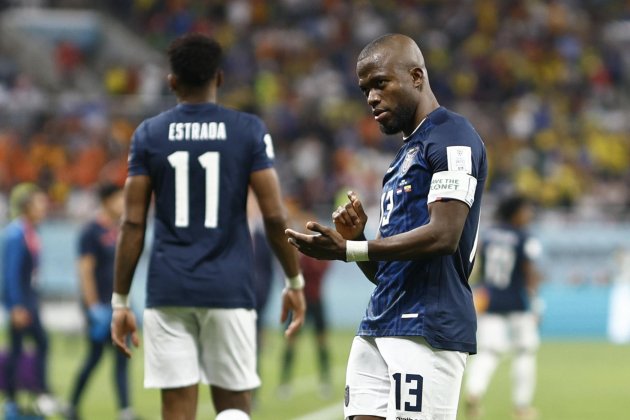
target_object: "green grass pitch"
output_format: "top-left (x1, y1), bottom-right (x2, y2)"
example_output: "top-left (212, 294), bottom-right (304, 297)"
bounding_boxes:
top-left (4, 330), bottom-right (629, 419)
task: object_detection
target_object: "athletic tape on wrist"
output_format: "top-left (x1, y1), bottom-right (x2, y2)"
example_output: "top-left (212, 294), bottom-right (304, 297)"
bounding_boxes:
top-left (111, 293), bottom-right (130, 309)
top-left (285, 273), bottom-right (305, 290)
top-left (346, 240), bottom-right (369, 262)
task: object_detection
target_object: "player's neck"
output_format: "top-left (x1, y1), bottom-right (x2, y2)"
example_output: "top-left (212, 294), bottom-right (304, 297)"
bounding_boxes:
top-left (99, 209), bottom-right (119, 227)
top-left (176, 86), bottom-right (218, 105)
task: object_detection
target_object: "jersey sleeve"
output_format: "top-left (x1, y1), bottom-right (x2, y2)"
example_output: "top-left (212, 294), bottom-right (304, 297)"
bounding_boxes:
top-left (3, 227), bottom-right (26, 308)
top-left (127, 121), bottom-right (149, 176)
top-left (425, 121), bottom-right (484, 208)
top-left (250, 118), bottom-right (275, 173)
top-left (78, 224), bottom-right (98, 257)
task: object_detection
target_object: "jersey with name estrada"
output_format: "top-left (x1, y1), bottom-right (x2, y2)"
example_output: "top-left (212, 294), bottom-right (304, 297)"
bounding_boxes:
top-left (358, 106), bottom-right (487, 354)
top-left (128, 102), bottom-right (274, 308)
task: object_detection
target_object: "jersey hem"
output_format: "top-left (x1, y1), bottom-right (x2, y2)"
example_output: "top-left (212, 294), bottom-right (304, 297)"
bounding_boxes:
top-left (357, 328), bottom-right (476, 354)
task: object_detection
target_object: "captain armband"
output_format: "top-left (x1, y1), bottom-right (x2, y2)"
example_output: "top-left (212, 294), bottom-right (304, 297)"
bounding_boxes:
top-left (346, 240), bottom-right (369, 262)
top-left (427, 171), bottom-right (477, 207)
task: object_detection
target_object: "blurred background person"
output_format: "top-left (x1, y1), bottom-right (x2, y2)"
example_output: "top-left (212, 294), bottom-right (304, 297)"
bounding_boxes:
top-left (278, 253), bottom-right (332, 400)
top-left (465, 195), bottom-right (543, 420)
top-left (67, 182), bottom-right (138, 420)
top-left (2, 183), bottom-right (59, 418)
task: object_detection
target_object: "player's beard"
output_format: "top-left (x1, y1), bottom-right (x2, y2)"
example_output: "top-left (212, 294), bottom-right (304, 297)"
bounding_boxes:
top-left (377, 101), bottom-right (417, 135)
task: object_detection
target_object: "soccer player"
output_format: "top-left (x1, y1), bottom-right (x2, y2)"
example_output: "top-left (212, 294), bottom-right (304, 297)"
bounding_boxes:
top-left (464, 195), bottom-right (542, 420)
top-left (2, 183), bottom-right (59, 418)
top-left (285, 33), bottom-right (487, 420)
top-left (110, 34), bottom-right (306, 420)
top-left (278, 254), bottom-right (332, 399)
top-left (68, 183), bottom-right (137, 420)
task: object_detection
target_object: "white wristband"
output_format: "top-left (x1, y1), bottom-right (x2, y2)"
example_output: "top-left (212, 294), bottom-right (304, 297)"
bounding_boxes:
top-left (346, 240), bottom-right (369, 262)
top-left (111, 293), bottom-right (130, 309)
top-left (285, 273), bottom-right (305, 290)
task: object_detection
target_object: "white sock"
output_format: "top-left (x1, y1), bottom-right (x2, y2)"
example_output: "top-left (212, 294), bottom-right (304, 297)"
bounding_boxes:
top-left (215, 409), bottom-right (250, 420)
top-left (465, 350), bottom-right (500, 399)
top-left (512, 351), bottom-right (536, 408)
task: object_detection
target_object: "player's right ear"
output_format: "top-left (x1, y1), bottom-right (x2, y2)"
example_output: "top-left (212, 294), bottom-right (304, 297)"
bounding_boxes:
top-left (215, 70), bottom-right (224, 88)
top-left (167, 74), bottom-right (177, 92)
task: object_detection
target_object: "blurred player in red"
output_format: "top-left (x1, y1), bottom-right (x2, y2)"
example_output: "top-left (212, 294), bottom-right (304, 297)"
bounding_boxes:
top-left (464, 195), bottom-right (542, 420)
top-left (279, 254), bottom-right (332, 399)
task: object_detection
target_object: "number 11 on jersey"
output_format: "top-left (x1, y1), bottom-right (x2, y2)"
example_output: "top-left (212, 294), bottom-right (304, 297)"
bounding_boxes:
top-left (168, 151), bottom-right (219, 228)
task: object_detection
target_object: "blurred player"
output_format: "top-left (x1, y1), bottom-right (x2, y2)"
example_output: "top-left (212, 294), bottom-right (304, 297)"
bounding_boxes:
top-left (2, 183), bottom-right (60, 418)
top-left (464, 195), bottom-right (542, 420)
top-left (110, 33), bottom-right (305, 420)
top-left (67, 183), bottom-right (137, 420)
top-left (279, 254), bottom-right (332, 399)
top-left (286, 33), bottom-right (487, 420)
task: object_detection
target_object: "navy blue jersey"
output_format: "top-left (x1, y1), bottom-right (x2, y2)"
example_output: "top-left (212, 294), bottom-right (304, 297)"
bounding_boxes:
top-left (2, 219), bottom-right (40, 311)
top-left (480, 225), bottom-right (541, 313)
top-left (78, 218), bottom-right (117, 305)
top-left (358, 107), bottom-right (487, 354)
top-left (128, 102), bottom-right (274, 308)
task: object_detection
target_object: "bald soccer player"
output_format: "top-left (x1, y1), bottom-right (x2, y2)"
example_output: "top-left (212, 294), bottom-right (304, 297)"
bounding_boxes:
top-left (286, 34), bottom-right (488, 420)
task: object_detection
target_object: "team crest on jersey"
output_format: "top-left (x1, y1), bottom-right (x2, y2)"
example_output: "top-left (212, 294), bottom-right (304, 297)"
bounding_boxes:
top-left (401, 146), bottom-right (419, 175)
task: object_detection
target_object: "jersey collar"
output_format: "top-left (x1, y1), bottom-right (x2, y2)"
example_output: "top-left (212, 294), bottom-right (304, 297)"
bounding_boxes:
top-left (402, 106), bottom-right (443, 142)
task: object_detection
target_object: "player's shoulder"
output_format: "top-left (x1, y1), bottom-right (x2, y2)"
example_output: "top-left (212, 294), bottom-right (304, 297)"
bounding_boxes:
top-left (79, 219), bottom-right (101, 236)
top-left (3, 220), bottom-right (24, 241)
top-left (220, 106), bottom-right (267, 134)
top-left (484, 224), bottom-right (521, 245)
top-left (428, 107), bottom-right (484, 148)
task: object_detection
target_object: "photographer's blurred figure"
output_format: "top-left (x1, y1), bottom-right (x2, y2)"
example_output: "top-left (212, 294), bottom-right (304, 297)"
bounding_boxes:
top-left (67, 183), bottom-right (138, 420)
top-left (2, 183), bottom-right (59, 418)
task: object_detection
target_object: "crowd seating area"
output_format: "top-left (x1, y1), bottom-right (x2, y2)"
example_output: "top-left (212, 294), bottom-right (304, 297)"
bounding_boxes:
top-left (1, 0), bottom-right (629, 221)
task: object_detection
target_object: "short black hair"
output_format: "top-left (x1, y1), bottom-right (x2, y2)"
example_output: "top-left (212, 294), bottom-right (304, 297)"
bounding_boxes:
top-left (167, 33), bottom-right (223, 88)
top-left (98, 182), bottom-right (121, 202)
top-left (496, 194), bottom-right (530, 223)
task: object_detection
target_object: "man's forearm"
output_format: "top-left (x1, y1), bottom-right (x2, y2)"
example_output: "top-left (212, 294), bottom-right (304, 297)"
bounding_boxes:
top-left (113, 221), bottom-right (146, 294)
top-left (264, 215), bottom-right (300, 278)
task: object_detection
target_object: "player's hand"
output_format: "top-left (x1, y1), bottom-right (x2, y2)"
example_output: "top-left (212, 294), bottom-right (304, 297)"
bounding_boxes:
top-left (286, 221), bottom-right (346, 261)
top-left (280, 288), bottom-right (306, 338)
top-left (10, 306), bottom-right (32, 330)
top-left (111, 308), bottom-right (139, 358)
top-left (333, 191), bottom-right (368, 240)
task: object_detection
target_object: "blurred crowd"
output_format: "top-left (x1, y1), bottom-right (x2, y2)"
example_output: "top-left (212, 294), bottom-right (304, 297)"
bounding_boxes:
top-left (1, 0), bottom-right (630, 221)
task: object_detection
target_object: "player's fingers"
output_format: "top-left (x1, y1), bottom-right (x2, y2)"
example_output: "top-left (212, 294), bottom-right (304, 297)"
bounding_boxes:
top-left (332, 206), bottom-right (348, 224)
top-left (285, 228), bottom-right (313, 243)
top-left (305, 221), bottom-right (330, 236)
top-left (284, 313), bottom-right (304, 338)
top-left (112, 334), bottom-right (132, 358)
top-left (131, 331), bottom-right (140, 349)
top-left (350, 194), bottom-right (366, 218)
top-left (280, 296), bottom-right (289, 323)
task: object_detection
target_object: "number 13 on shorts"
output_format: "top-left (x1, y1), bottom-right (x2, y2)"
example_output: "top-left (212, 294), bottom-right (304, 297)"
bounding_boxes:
top-left (392, 372), bottom-right (423, 413)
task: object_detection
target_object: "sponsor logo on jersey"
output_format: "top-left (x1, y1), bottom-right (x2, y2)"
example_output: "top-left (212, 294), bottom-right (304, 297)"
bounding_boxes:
top-left (345, 385), bottom-right (350, 407)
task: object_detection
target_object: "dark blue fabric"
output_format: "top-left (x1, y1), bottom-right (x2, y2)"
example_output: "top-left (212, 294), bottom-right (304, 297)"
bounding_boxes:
top-left (357, 107), bottom-right (487, 354)
top-left (127, 102), bottom-right (274, 309)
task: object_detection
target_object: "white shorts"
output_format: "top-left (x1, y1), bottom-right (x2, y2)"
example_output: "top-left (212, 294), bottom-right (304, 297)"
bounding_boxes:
top-left (143, 307), bottom-right (260, 390)
top-left (344, 336), bottom-right (467, 420)
top-left (476, 312), bottom-right (540, 354)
